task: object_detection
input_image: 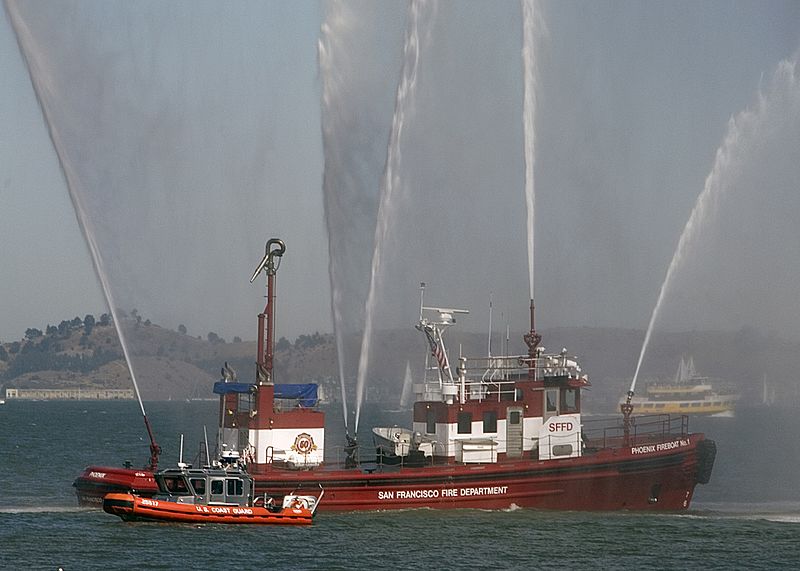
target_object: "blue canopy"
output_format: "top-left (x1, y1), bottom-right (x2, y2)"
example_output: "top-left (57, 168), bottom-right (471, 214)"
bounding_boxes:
top-left (275, 384), bottom-right (318, 408)
top-left (213, 381), bottom-right (253, 395)
top-left (212, 381), bottom-right (318, 407)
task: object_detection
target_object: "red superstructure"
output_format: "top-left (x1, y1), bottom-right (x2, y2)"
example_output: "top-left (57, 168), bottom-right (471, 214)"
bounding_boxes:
top-left (75, 238), bottom-right (717, 511)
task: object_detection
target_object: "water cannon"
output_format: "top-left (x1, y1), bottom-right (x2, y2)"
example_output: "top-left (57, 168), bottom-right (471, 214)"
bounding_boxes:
top-left (344, 433), bottom-right (359, 469)
top-left (250, 238), bottom-right (286, 283)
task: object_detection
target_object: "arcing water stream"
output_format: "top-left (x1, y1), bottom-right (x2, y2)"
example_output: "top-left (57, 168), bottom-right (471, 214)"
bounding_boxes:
top-left (318, 2), bottom-right (351, 433)
top-left (354, 0), bottom-right (431, 433)
top-left (5, 0), bottom-right (156, 456)
top-left (629, 57), bottom-right (800, 397)
top-left (318, 2), bottom-right (407, 436)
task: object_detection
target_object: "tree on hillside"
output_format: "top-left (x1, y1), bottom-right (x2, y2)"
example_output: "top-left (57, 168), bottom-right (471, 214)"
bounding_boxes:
top-left (296, 332), bottom-right (325, 349)
top-left (207, 332), bottom-right (225, 344)
top-left (71, 316), bottom-right (82, 328)
top-left (99, 313), bottom-right (111, 326)
top-left (0, 345), bottom-right (8, 362)
top-left (57, 320), bottom-right (71, 337)
top-left (276, 337), bottom-right (290, 351)
top-left (84, 315), bottom-right (95, 336)
top-left (178, 324), bottom-right (187, 335)
top-left (25, 328), bottom-right (43, 340)
top-left (46, 325), bottom-right (57, 336)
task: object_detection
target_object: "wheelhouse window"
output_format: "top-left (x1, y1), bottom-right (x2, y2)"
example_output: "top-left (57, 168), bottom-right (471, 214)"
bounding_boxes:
top-left (545, 389), bottom-right (558, 415)
top-left (226, 478), bottom-right (244, 496)
top-left (426, 409), bottom-right (437, 434)
top-left (561, 388), bottom-right (579, 413)
top-left (457, 412), bottom-right (472, 434)
top-left (211, 479), bottom-right (224, 495)
top-left (483, 411), bottom-right (497, 433)
top-left (162, 476), bottom-right (191, 496)
top-left (189, 478), bottom-right (206, 496)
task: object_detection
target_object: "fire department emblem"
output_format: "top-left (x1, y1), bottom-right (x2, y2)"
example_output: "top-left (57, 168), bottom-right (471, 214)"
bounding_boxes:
top-left (291, 433), bottom-right (317, 455)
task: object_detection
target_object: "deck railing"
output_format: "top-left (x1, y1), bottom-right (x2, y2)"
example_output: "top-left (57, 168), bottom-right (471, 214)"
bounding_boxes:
top-left (582, 414), bottom-right (690, 450)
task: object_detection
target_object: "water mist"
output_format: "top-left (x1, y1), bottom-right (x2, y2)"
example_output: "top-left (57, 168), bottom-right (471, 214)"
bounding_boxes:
top-left (5, 1), bottom-right (147, 412)
top-left (354, 0), bottom-right (431, 433)
top-left (630, 57), bottom-right (800, 396)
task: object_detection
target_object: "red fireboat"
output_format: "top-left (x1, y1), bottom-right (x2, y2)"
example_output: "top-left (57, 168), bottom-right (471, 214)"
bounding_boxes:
top-left (75, 238), bottom-right (716, 511)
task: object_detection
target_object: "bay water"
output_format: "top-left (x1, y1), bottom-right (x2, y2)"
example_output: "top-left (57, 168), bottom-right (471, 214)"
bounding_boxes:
top-left (1, 399), bottom-right (799, 569)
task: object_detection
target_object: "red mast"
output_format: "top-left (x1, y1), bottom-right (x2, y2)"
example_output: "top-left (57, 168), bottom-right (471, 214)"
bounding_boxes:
top-left (251, 239), bottom-right (286, 385)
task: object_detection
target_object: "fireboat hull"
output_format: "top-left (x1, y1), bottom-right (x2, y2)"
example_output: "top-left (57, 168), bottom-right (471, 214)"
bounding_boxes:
top-left (251, 434), bottom-right (713, 511)
top-left (76, 434), bottom-right (715, 511)
top-left (74, 466), bottom-right (158, 507)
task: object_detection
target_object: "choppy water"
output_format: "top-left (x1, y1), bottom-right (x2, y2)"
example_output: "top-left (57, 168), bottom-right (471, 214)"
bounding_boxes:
top-left (1, 400), bottom-right (800, 569)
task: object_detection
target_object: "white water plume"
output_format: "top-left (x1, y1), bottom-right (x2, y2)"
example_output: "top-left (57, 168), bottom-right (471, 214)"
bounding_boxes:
top-left (521, 0), bottom-right (543, 301)
top-left (319, 1), bottom-right (405, 433)
top-left (5, 0), bottom-right (147, 417)
top-left (354, 0), bottom-right (432, 433)
top-left (318, 4), bottom-right (350, 430)
top-left (630, 57), bottom-right (800, 394)
top-left (4, 2), bottom-right (328, 402)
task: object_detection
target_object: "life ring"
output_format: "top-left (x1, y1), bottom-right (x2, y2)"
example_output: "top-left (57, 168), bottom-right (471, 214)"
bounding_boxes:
top-left (293, 433), bottom-right (316, 455)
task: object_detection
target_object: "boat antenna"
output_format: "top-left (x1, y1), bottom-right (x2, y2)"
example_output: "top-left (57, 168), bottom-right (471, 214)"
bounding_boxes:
top-left (487, 292), bottom-right (493, 358)
top-left (203, 426), bottom-right (210, 467)
top-left (419, 282), bottom-right (426, 321)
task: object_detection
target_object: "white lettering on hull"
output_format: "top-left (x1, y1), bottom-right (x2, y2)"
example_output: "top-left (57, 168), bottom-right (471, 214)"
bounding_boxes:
top-left (378, 486), bottom-right (509, 501)
top-left (631, 439), bottom-right (690, 455)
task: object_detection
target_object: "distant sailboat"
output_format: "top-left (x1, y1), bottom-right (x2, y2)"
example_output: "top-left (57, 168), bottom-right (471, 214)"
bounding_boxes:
top-left (761, 375), bottom-right (776, 406)
top-left (399, 361), bottom-right (413, 410)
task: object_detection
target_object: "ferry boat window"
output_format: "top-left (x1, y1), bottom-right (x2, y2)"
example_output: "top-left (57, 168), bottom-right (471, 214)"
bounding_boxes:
top-left (483, 411), bottom-right (497, 433)
top-left (458, 412), bottom-right (472, 434)
top-left (426, 409), bottom-right (436, 434)
top-left (190, 478), bottom-right (206, 496)
top-left (561, 389), bottom-right (579, 413)
top-left (211, 479), bottom-right (224, 495)
top-left (509, 411), bottom-right (521, 424)
top-left (226, 478), bottom-right (244, 496)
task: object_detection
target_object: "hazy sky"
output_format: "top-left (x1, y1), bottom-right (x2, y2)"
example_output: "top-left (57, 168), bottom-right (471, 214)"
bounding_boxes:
top-left (1, 1), bottom-right (799, 353)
